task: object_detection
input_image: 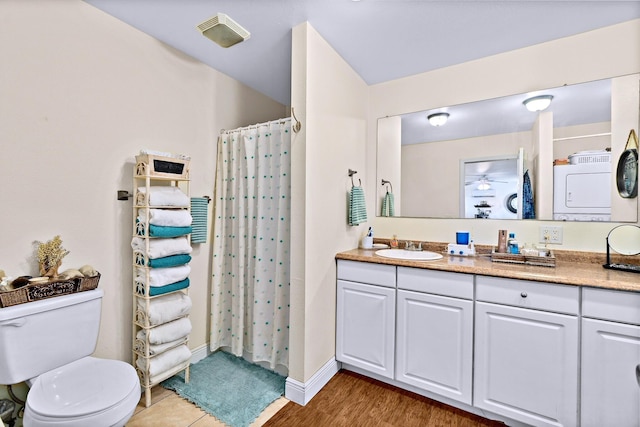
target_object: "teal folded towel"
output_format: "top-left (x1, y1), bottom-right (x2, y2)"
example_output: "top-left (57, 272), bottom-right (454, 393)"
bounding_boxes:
top-left (148, 278), bottom-right (190, 297)
top-left (348, 186), bottom-right (367, 226)
top-left (137, 219), bottom-right (192, 238)
top-left (149, 224), bottom-right (192, 238)
top-left (381, 191), bottom-right (395, 217)
top-left (146, 254), bottom-right (192, 268)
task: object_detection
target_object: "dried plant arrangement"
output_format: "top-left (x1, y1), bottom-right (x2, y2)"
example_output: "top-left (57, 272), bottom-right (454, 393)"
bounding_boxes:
top-left (34, 235), bottom-right (70, 278)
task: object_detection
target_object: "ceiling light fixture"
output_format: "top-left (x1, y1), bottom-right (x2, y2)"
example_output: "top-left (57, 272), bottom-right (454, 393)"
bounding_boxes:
top-left (523, 95), bottom-right (554, 112)
top-left (477, 181), bottom-right (491, 191)
top-left (197, 13), bottom-right (250, 48)
top-left (427, 112), bottom-right (449, 127)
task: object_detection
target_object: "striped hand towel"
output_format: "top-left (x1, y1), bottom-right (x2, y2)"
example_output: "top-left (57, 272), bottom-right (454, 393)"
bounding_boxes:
top-left (190, 197), bottom-right (209, 243)
top-left (348, 186), bottom-right (367, 226)
top-left (381, 191), bottom-right (395, 217)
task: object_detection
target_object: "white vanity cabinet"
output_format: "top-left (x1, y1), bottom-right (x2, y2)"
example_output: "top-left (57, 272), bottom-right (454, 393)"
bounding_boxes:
top-left (474, 276), bottom-right (579, 427)
top-left (581, 288), bottom-right (640, 427)
top-left (396, 267), bottom-right (474, 404)
top-left (336, 260), bottom-right (396, 379)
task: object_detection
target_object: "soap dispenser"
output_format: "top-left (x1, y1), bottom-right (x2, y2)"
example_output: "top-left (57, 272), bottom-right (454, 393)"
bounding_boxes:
top-left (390, 235), bottom-right (399, 248)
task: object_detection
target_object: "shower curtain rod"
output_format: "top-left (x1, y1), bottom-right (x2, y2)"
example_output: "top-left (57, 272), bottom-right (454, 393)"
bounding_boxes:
top-left (219, 117), bottom-right (292, 134)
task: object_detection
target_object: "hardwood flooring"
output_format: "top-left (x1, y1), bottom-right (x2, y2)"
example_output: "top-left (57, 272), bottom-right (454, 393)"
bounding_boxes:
top-left (264, 370), bottom-right (505, 427)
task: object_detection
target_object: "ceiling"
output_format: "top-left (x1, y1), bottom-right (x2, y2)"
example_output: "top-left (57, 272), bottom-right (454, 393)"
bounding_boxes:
top-left (83, 1), bottom-right (640, 106)
top-left (401, 77), bottom-right (612, 145)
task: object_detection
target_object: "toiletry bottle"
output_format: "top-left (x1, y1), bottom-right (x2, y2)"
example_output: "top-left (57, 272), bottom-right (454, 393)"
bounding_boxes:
top-left (497, 230), bottom-right (508, 253)
top-left (390, 235), bottom-right (399, 248)
top-left (508, 233), bottom-right (519, 254)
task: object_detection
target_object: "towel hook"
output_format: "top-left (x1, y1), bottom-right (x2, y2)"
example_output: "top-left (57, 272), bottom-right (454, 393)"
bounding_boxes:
top-left (381, 179), bottom-right (393, 193)
top-left (291, 108), bottom-right (302, 133)
top-left (348, 169), bottom-right (361, 187)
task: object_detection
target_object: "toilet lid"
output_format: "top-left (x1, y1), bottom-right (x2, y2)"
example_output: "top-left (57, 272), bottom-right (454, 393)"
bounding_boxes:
top-left (28, 357), bottom-right (139, 418)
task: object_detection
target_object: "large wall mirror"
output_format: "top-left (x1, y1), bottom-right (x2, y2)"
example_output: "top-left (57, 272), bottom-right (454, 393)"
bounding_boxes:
top-left (377, 73), bottom-right (639, 222)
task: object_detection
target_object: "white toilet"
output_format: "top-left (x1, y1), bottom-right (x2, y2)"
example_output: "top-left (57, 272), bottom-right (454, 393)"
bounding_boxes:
top-left (0, 289), bottom-right (140, 427)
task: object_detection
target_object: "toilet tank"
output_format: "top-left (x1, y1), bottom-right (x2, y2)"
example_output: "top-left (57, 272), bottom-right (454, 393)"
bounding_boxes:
top-left (0, 289), bottom-right (103, 384)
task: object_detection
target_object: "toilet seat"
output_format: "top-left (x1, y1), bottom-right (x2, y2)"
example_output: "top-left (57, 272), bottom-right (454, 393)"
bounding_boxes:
top-left (24, 357), bottom-right (140, 427)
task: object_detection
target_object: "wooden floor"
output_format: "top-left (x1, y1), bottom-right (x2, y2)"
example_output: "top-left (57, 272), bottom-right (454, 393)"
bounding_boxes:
top-left (264, 370), bottom-right (506, 427)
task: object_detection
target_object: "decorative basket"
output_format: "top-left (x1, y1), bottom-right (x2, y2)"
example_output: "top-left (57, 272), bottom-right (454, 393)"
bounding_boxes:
top-left (135, 154), bottom-right (190, 180)
top-left (0, 273), bottom-right (101, 308)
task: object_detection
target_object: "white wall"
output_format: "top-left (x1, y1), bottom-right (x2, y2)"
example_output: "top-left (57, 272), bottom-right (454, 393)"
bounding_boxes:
top-left (0, 0), bottom-right (284, 371)
top-left (401, 131), bottom-right (532, 218)
top-left (369, 19), bottom-right (640, 252)
top-left (289, 23), bottom-right (369, 383)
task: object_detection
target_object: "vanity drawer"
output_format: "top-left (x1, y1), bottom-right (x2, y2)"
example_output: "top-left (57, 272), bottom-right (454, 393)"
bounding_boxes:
top-left (397, 267), bottom-right (473, 299)
top-left (337, 260), bottom-right (396, 288)
top-left (476, 276), bottom-right (579, 315)
top-left (583, 287), bottom-right (640, 325)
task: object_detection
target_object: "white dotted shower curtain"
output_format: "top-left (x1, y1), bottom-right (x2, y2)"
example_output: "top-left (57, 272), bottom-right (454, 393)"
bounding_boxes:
top-left (211, 118), bottom-right (291, 371)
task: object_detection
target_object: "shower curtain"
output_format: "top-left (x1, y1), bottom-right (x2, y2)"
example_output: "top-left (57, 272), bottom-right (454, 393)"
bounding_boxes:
top-left (210, 118), bottom-right (291, 370)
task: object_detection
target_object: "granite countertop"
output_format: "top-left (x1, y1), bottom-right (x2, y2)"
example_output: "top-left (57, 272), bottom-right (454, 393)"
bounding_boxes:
top-left (336, 247), bottom-right (640, 293)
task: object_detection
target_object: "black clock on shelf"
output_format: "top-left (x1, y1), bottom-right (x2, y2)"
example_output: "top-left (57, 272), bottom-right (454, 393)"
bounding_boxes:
top-left (616, 129), bottom-right (638, 199)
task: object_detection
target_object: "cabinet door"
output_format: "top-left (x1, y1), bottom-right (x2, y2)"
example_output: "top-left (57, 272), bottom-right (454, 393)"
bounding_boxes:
top-left (396, 290), bottom-right (473, 404)
top-left (474, 302), bottom-right (578, 427)
top-left (336, 280), bottom-right (395, 378)
top-left (581, 318), bottom-right (640, 427)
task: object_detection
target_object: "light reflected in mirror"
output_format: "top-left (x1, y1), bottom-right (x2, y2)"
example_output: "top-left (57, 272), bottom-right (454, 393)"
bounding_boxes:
top-left (376, 74), bottom-right (639, 222)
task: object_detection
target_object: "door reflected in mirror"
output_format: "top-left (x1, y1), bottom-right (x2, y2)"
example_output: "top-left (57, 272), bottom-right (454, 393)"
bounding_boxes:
top-left (461, 156), bottom-right (519, 220)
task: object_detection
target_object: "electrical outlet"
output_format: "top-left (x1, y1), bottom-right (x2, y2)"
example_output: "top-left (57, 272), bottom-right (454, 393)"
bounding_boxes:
top-left (539, 226), bottom-right (563, 244)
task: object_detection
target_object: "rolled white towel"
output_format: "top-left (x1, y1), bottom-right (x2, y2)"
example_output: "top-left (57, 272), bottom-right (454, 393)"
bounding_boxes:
top-left (136, 337), bottom-right (186, 356)
top-left (137, 293), bottom-right (192, 326)
top-left (131, 236), bottom-right (192, 259)
top-left (137, 208), bottom-right (192, 227)
top-left (136, 265), bottom-right (190, 287)
top-left (136, 344), bottom-right (191, 377)
top-left (137, 317), bottom-right (191, 345)
top-left (137, 186), bottom-right (190, 207)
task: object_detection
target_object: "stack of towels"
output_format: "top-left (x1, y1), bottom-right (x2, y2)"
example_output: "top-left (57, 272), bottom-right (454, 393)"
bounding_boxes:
top-left (134, 293), bottom-right (192, 358)
top-left (135, 312), bottom-right (192, 383)
top-left (131, 186), bottom-right (193, 297)
top-left (348, 186), bottom-right (368, 226)
top-left (136, 208), bottom-right (192, 238)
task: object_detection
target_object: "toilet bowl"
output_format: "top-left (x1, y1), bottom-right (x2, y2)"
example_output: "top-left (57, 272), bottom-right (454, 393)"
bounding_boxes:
top-left (0, 289), bottom-right (141, 427)
top-left (24, 357), bottom-right (140, 427)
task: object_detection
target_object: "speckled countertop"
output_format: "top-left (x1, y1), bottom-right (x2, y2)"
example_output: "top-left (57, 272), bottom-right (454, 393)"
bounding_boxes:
top-left (336, 244), bottom-right (640, 293)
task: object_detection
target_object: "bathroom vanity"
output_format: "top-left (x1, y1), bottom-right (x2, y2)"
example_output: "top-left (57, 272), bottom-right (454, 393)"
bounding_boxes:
top-left (335, 249), bottom-right (640, 427)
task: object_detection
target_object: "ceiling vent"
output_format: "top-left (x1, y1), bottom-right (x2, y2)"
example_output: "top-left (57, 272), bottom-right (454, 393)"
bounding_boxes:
top-left (197, 13), bottom-right (250, 48)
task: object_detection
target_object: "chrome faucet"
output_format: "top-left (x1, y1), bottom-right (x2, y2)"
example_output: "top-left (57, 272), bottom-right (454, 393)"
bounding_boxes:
top-left (404, 241), bottom-right (424, 251)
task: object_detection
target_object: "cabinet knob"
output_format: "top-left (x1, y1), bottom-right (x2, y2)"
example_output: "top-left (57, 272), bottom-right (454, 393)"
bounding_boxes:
top-left (520, 292), bottom-right (528, 298)
top-left (636, 364), bottom-right (640, 388)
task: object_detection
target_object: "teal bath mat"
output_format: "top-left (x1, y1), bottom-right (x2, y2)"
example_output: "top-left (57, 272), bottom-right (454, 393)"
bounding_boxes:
top-left (161, 351), bottom-right (286, 427)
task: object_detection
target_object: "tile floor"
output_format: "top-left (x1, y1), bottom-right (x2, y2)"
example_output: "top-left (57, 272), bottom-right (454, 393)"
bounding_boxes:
top-left (126, 386), bottom-right (289, 427)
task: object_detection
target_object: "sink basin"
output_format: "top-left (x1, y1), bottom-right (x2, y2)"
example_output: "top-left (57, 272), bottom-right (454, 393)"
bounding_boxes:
top-left (375, 248), bottom-right (443, 261)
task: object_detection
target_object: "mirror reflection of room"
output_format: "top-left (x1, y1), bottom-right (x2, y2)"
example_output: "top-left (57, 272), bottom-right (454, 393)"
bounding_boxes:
top-left (377, 73), bottom-right (639, 222)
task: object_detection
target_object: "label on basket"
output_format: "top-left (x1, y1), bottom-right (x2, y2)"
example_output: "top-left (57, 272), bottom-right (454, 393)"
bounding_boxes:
top-left (27, 280), bottom-right (79, 301)
top-left (153, 159), bottom-right (184, 175)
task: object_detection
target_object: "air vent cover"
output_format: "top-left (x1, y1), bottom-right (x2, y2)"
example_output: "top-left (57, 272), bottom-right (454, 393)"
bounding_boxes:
top-left (197, 13), bottom-right (250, 48)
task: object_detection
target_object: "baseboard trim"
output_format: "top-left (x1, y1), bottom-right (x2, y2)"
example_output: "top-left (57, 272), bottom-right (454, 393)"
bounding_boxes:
top-left (285, 358), bottom-right (340, 406)
top-left (190, 344), bottom-right (210, 364)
